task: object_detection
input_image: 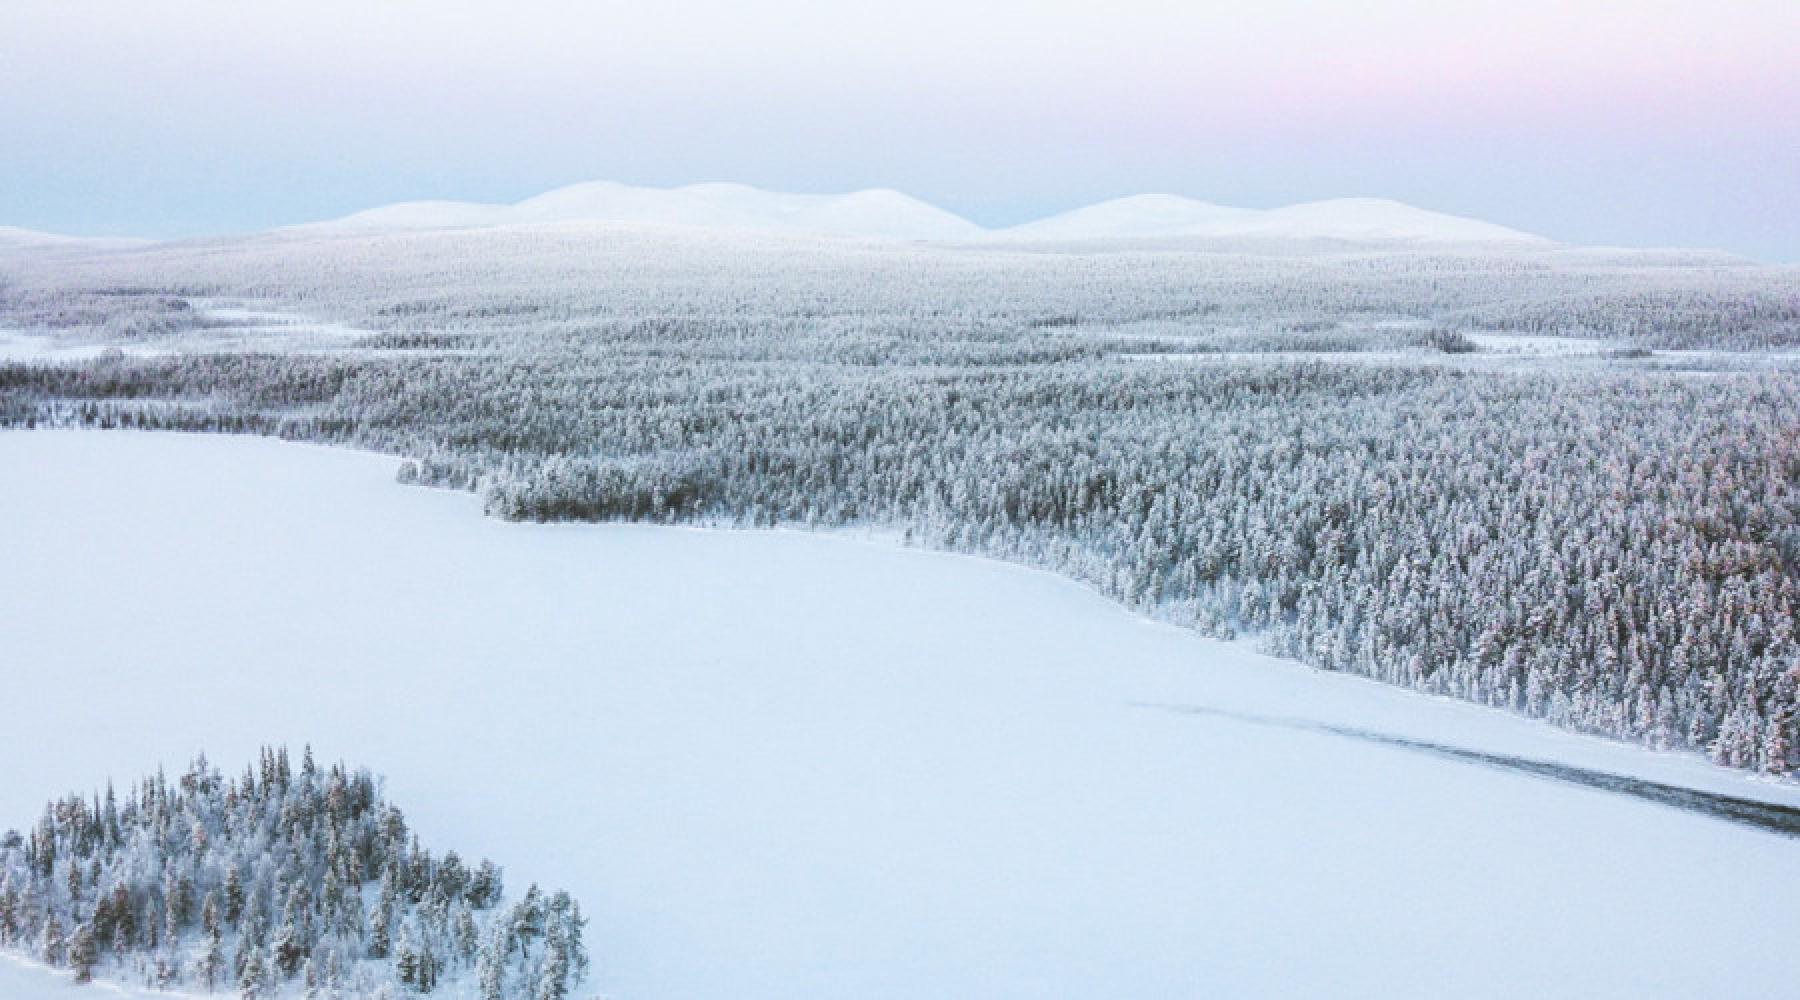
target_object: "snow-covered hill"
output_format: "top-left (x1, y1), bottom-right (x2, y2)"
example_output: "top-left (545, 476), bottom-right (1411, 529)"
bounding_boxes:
top-left (996, 194), bottom-right (1258, 241)
top-left (0, 226), bottom-right (150, 251)
top-left (1000, 195), bottom-right (1549, 244)
top-left (289, 181), bottom-right (1547, 246)
top-left (308, 181), bottom-right (987, 241)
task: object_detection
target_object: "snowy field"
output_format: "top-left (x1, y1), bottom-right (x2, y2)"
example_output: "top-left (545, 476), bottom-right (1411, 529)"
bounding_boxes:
top-left (3, 431), bottom-right (1799, 999)
top-left (0, 302), bottom-right (402, 361)
top-left (0, 330), bottom-right (167, 363)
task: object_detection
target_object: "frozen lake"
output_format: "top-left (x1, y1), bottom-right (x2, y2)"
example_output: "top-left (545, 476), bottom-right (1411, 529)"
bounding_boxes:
top-left (3, 431), bottom-right (1798, 999)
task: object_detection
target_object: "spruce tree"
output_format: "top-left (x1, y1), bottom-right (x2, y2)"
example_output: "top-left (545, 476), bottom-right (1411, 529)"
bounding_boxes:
top-left (68, 921), bottom-right (97, 982)
top-left (239, 946), bottom-right (268, 999)
top-left (40, 912), bottom-right (64, 967)
top-left (395, 922), bottom-right (420, 987)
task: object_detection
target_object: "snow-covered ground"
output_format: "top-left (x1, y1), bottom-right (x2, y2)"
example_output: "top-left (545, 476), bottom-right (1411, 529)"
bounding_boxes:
top-left (0, 330), bottom-right (168, 362)
top-left (0, 954), bottom-right (195, 1000)
top-left (0, 303), bottom-right (448, 361)
top-left (189, 299), bottom-right (373, 341)
top-left (1463, 332), bottom-right (1609, 355)
top-left (2, 431), bottom-right (1797, 999)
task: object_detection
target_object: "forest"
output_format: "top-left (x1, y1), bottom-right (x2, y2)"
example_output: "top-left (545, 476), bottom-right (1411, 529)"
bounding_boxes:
top-left (2, 227), bottom-right (1797, 774)
top-left (0, 747), bottom-right (587, 999)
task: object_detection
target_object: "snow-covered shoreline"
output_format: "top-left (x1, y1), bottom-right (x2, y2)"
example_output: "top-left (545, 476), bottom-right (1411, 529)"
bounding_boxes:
top-left (4, 429), bottom-right (1798, 999)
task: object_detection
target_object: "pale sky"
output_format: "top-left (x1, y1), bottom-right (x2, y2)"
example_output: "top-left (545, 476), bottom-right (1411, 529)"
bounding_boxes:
top-left (2, 1), bottom-right (1795, 258)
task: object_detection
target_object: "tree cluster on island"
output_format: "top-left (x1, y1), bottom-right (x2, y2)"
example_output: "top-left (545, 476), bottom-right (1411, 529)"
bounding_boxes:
top-left (0, 747), bottom-right (588, 999)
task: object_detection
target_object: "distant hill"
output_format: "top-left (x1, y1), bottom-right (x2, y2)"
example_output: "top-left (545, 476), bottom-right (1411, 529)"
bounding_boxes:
top-left (306, 180), bottom-right (988, 241)
top-left (0, 227), bottom-right (151, 250)
top-left (3, 185), bottom-right (1566, 248)
top-left (998, 195), bottom-right (1550, 245)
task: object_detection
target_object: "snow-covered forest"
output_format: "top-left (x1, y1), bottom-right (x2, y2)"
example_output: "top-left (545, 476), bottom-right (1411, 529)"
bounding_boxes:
top-left (2, 227), bottom-right (1797, 775)
top-left (0, 747), bottom-right (586, 999)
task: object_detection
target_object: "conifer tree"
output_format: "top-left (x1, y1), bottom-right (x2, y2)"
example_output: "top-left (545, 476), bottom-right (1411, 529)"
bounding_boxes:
top-left (68, 921), bottom-right (97, 982)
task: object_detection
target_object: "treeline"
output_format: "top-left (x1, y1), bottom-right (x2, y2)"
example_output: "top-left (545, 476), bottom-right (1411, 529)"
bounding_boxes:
top-left (0, 747), bottom-right (587, 998)
top-left (2, 226), bottom-right (1796, 355)
top-left (468, 365), bottom-right (1799, 772)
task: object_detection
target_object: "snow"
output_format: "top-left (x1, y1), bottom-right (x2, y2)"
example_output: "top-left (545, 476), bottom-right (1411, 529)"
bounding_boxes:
top-left (184, 298), bottom-right (383, 349)
top-left (0, 330), bottom-right (168, 362)
top-left (0, 955), bottom-right (198, 1000)
top-left (307, 181), bottom-right (986, 241)
top-left (1463, 332), bottom-right (1609, 355)
top-left (0, 305), bottom-right (412, 361)
top-left (2, 430), bottom-right (1798, 1000)
top-left (1000, 195), bottom-right (1549, 244)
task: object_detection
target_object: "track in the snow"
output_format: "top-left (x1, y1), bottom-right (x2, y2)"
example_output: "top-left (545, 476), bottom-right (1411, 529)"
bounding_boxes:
top-left (1139, 702), bottom-right (1800, 840)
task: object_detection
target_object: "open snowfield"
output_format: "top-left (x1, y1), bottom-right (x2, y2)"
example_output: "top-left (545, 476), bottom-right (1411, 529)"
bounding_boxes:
top-left (0, 330), bottom-right (167, 363)
top-left (3, 431), bottom-right (1799, 999)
